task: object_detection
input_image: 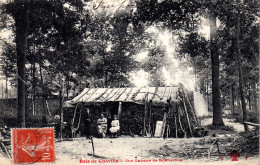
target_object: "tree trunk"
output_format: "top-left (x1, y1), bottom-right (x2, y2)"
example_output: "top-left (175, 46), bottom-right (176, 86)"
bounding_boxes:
top-left (231, 84), bottom-right (235, 116)
top-left (206, 68), bottom-right (209, 110)
top-left (15, 0), bottom-right (29, 128)
top-left (39, 65), bottom-right (47, 124)
top-left (59, 89), bottom-right (63, 139)
top-left (32, 44), bottom-right (36, 115)
top-left (1, 82), bottom-right (3, 99)
top-left (236, 8), bottom-right (249, 131)
top-left (193, 57), bottom-right (197, 92)
top-left (209, 11), bottom-right (224, 126)
top-left (32, 62), bottom-right (36, 115)
top-left (105, 71), bottom-right (108, 87)
top-left (5, 76), bottom-right (8, 99)
top-left (66, 79), bottom-right (69, 99)
top-left (252, 82), bottom-right (258, 113)
top-left (79, 78), bottom-right (82, 91)
top-left (236, 91), bottom-right (241, 113)
top-left (248, 84), bottom-right (251, 110)
top-left (73, 83), bottom-right (76, 97)
top-left (25, 78), bottom-right (29, 126)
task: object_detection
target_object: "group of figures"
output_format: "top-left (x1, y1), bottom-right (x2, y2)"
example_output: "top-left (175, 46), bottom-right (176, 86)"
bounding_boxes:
top-left (96, 114), bottom-right (120, 138)
top-left (85, 109), bottom-right (120, 138)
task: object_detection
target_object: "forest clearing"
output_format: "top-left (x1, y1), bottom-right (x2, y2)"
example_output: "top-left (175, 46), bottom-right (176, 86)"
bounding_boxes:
top-left (0, 0), bottom-right (259, 164)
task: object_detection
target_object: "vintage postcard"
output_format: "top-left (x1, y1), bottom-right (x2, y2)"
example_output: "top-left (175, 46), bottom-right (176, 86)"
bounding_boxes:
top-left (0, 0), bottom-right (259, 164)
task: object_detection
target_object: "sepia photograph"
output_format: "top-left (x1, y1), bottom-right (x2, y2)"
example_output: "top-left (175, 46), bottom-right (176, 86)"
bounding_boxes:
top-left (0, 0), bottom-right (259, 164)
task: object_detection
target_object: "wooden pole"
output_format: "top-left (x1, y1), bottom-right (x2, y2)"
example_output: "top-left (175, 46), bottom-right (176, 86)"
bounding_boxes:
top-left (143, 87), bottom-right (149, 136)
top-left (178, 106), bottom-right (187, 138)
top-left (143, 97), bottom-right (147, 136)
top-left (174, 112), bottom-right (178, 138)
top-left (185, 94), bottom-right (198, 125)
top-left (161, 112), bottom-right (167, 137)
top-left (72, 103), bottom-right (78, 124)
top-left (147, 100), bottom-right (152, 137)
top-left (46, 100), bottom-right (51, 116)
top-left (181, 86), bottom-right (197, 124)
top-left (118, 101), bottom-right (122, 119)
top-left (90, 137), bottom-right (95, 155)
top-left (0, 141), bottom-right (11, 158)
top-left (161, 86), bottom-right (167, 100)
top-left (183, 99), bottom-right (193, 137)
top-left (166, 125), bottom-right (169, 138)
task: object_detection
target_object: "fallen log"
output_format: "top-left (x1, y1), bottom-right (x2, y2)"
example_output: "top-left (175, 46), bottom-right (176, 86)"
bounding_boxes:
top-left (243, 122), bottom-right (260, 127)
top-left (0, 140), bottom-right (11, 158)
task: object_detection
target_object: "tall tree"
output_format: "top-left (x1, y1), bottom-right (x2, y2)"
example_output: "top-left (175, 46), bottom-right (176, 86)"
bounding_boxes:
top-left (2, 0), bottom-right (88, 126)
top-left (13, 0), bottom-right (29, 127)
top-left (209, 7), bottom-right (224, 126)
top-left (216, 0), bottom-right (259, 126)
top-left (236, 0), bottom-right (248, 131)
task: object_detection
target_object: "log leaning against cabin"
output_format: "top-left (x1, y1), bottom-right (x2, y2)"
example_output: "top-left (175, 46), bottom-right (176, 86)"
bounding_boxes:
top-left (178, 106), bottom-right (187, 138)
top-left (182, 98), bottom-right (193, 137)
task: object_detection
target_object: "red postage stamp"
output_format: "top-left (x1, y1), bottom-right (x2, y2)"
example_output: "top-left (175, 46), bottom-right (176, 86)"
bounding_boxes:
top-left (12, 128), bottom-right (55, 164)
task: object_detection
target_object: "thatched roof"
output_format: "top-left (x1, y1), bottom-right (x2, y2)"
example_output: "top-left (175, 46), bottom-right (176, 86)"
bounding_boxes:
top-left (63, 86), bottom-right (181, 107)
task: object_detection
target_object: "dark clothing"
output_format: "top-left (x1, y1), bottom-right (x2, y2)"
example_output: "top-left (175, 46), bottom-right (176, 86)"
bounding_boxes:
top-left (64, 122), bottom-right (73, 139)
top-left (85, 120), bottom-right (91, 137)
top-left (85, 113), bottom-right (93, 138)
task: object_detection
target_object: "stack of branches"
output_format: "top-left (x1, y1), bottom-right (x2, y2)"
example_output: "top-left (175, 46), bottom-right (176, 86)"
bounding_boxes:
top-left (231, 129), bottom-right (259, 156)
top-left (120, 86), bottom-right (203, 138)
top-left (0, 127), bottom-right (11, 159)
top-left (164, 86), bottom-right (201, 138)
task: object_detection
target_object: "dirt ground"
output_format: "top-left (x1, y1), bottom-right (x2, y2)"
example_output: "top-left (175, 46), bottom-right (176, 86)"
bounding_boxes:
top-left (52, 117), bottom-right (259, 165)
top-left (54, 136), bottom-right (259, 165)
top-left (0, 117), bottom-right (259, 165)
top-left (201, 118), bottom-right (254, 132)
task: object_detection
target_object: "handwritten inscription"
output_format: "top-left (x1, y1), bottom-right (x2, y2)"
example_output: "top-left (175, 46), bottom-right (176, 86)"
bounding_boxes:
top-left (91, 0), bottom-right (136, 11)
